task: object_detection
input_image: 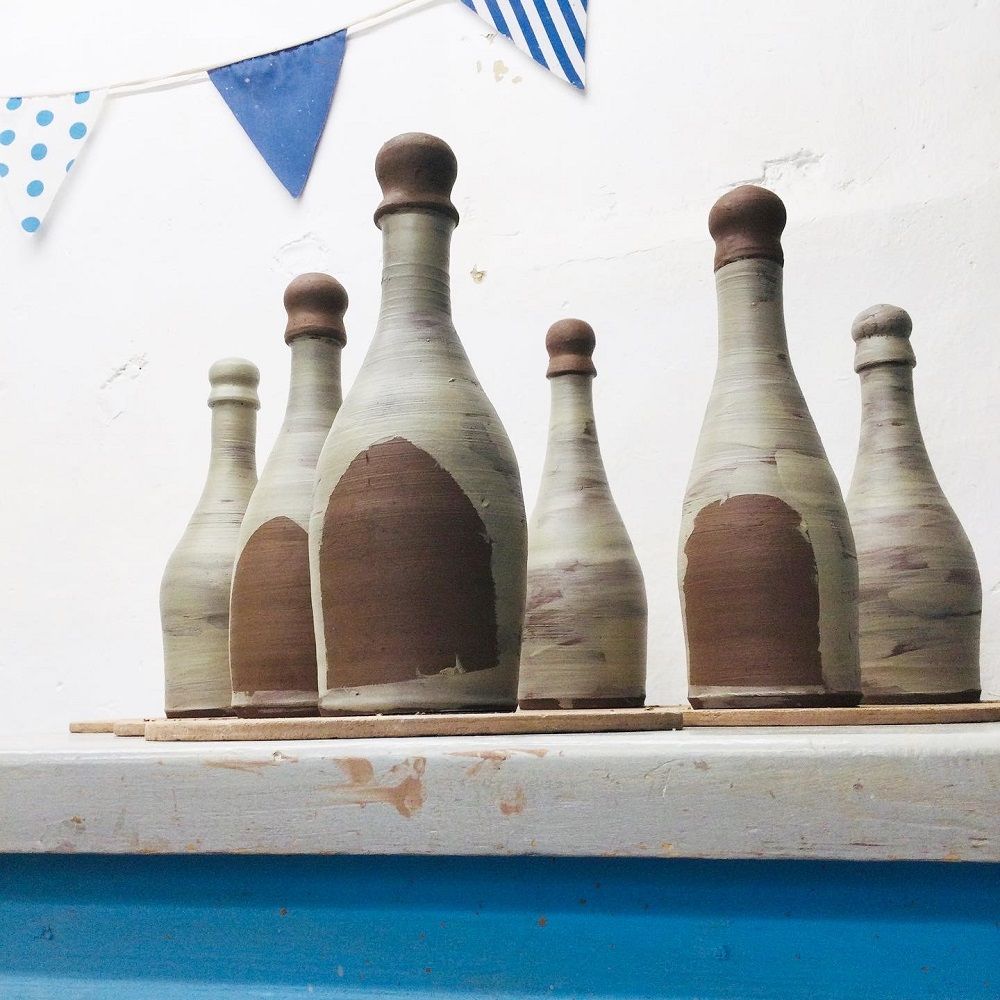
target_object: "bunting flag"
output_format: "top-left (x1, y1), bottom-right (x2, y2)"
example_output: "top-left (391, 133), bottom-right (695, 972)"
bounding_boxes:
top-left (0, 90), bottom-right (106, 234)
top-left (1, 0), bottom-right (587, 235)
top-left (208, 31), bottom-right (347, 198)
top-left (460, 0), bottom-right (587, 89)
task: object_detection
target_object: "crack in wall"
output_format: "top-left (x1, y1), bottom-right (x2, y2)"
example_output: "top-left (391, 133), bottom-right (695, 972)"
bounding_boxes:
top-left (733, 149), bottom-right (825, 188)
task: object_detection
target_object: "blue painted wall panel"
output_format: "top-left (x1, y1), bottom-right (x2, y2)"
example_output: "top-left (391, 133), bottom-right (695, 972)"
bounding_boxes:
top-left (0, 856), bottom-right (997, 998)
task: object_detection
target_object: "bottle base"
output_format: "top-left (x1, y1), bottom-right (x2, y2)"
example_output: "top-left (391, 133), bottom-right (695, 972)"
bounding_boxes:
top-left (321, 663), bottom-right (519, 716)
top-left (518, 697), bottom-right (646, 711)
top-left (231, 689), bottom-right (318, 718)
top-left (862, 689), bottom-right (981, 706)
top-left (688, 692), bottom-right (861, 710)
top-left (320, 703), bottom-right (516, 717)
top-left (165, 708), bottom-right (236, 719)
top-left (232, 705), bottom-right (319, 718)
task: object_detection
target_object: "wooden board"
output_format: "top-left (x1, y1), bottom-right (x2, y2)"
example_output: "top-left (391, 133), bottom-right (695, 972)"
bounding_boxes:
top-left (112, 719), bottom-right (153, 737)
top-left (144, 706), bottom-right (684, 742)
top-left (683, 703), bottom-right (1000, 727)
top-left (69, 720), bottom-right (118, 734)
top-left (69, 719), bottom-right (159, 736)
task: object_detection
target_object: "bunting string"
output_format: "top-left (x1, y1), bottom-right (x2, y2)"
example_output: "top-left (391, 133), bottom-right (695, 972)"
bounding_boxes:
top-left (5, 0), bottom-right (437, 100)
top-left (0, 0), bottom-right (587, 235)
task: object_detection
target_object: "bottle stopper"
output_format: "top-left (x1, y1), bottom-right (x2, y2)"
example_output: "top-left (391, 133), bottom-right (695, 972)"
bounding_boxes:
top-left (709, 185), bottom-right (786, 271)
top-left (373, 132), bottom-right (460, 227)
top-left (852, 304), bottom-right (916, 372)
top-left (546, 318), bottom-right (597, 378)
top-left (208, 357), bottom-right (260, 408)
top-left (283, 273), bottom-right (348, 346)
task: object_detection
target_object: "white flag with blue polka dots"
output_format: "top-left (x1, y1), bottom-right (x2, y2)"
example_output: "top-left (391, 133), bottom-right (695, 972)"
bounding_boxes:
top-left (0, 90), bottom-right (106, 235)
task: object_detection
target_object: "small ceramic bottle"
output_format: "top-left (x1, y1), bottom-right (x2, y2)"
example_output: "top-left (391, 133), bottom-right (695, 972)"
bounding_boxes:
top-left (229, 275), bottom-right (348, 717)
top-left (678, 185), bottom-right (860, 709)
top-left (310, 132), bottom-right (527, 715)
top-left (161, 358), bottom-right (259, 717)
top-left (519, 319), bottom-right (647, 709)
top-left (848, 304), bottom-right (981, 703)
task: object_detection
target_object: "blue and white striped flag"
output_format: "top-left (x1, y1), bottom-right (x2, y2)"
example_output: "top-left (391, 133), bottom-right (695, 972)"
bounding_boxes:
top-left (460, 0), bottom-right (587, 90)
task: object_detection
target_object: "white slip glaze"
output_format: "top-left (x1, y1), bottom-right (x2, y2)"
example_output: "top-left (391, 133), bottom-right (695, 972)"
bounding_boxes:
top-left (848, 305), bottom-right (981, 701)
top-left (310, 211), bottom-right (526, 713)
top-left (679, 259), bottom-right (859, 704)
top-left (520, 372), bottom-right (647, 706)
top-left (160, 359), bottom-right (259, 717)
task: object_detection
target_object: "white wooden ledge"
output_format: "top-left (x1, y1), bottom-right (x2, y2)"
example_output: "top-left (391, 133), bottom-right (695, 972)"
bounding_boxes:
top-left (2, 725), bottom-right (998, 861)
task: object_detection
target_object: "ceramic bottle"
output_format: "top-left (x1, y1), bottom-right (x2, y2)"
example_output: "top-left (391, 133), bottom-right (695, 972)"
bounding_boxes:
top-left (848, 304), bottom-right (981, 703)
top-left (229, 275), bottom-right (348, 717)
top-left (161, 358), bottom-right (259, 717)
top-left (678, 185), bottom-right (860, 708)
top-left (309, 132), bottom-right (527, 715)
top-left (519, 319), bottom-right (647, 709)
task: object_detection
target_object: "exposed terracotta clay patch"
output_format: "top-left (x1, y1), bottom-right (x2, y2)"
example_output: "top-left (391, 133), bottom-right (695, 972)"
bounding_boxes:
top-left (323, 756), bottom-right (427, 818)
top-left (456, 749), bottom-right (510, 776)
top-left (338, 758), bottom-right (375, 785)
top-left (203, 758), bottom-right (279, 774)
top-left (230, 516), bottom-right (317, 704)
top-left (320, 437), bottom-right (498, 689)
top-left (499, 787), bottom-right (526, 815)
top-left (524, 583), bottom-right (564, 612)
top-left (449, 747), bottom-right (549, 776)
top-left (684, 494), bottom-right (821, 688)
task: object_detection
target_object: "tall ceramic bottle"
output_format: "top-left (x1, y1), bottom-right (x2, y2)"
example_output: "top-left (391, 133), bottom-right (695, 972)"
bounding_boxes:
top-left (310, 132), bottom-right (527, 715)
top-left (678, 185), bottom-right (860, 709)
top-left (229, 275), bottom-right (348, 717)
top-left (519, 319), bottom-right (647, 709)
top-left (161, 358), bottom-right (259, 717)
top-left (847, 304), bottom-right (981, 703)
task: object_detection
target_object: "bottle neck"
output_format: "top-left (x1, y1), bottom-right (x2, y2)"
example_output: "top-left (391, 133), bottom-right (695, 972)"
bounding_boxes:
top-left (204, 400), bottom-right (257, 490)
top-left (714, 258), bottom-right (790, 360)
top-left (285, 335), bottom-right (343, 427)
top-left (855, 362), bottom-right (939, 482)
top-left (378, 210), bottom-right (454, 323)
top-left (541, 375), bottom-right (609, 487)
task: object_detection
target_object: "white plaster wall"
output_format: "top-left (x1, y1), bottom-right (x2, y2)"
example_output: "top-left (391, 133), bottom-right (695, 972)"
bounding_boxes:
top-left (0, 0), bottom-right (997, 732)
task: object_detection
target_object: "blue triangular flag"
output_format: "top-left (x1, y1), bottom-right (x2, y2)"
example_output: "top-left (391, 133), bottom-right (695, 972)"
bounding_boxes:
top-left (209, 30), bottom-right (347, 197)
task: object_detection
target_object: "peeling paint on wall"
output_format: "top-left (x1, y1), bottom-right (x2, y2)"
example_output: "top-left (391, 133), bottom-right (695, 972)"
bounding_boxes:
top-left (98, 354), bottom-right (148, 422)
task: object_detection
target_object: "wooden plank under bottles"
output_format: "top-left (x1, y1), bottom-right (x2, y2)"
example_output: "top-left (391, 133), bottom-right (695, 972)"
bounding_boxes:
top-left (143, 706), bottom-right (684, 741)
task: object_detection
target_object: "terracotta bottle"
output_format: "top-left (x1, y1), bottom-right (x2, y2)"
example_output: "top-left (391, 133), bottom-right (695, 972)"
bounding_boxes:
top-left (229, 275), bottom-right (348, 717)
top-left (161, 358), bottom-right (259, 717)
top-left (519, 319), bottom-right (647, 709)
top-left (679, 185), bottom-right (860, 709)
top-left (848, 304), bottom-right (981, 703)
top-left (309, 132), bottom-right (527, 715)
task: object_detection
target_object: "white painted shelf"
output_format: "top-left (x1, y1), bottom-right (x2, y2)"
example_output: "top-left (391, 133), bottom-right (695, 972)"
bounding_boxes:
top-left (2, 725), bottom-right (998, 861)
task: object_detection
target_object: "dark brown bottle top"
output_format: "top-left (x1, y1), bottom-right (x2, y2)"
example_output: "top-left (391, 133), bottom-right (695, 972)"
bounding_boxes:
top-left (709, 185), bottom-right (786, 271)
top-left (852, 303), bottom-right (916, 371)
top-left (373, 132), bottom-right (460, 227)
top-left (283, 273), bottom-right (348, 345)
top-left (546, 318), bottom-right (597, 378)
